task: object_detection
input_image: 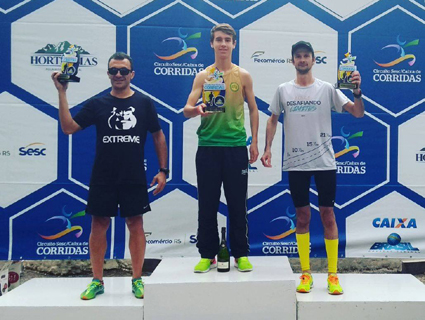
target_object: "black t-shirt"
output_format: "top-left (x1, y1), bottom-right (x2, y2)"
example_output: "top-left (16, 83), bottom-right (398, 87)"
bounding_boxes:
top-left (73, 91), bottom-right (161, 185)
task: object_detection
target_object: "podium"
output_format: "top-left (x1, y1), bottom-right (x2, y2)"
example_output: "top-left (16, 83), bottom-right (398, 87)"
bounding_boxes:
top-left (1, 257), bottom-right (424, 320)
top-left (144, 256), bottom-right (296, 320)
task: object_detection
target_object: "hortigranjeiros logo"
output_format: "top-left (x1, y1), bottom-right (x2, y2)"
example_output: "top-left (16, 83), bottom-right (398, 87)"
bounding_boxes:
top-left (153, 28), bottom-right (204, 76)
top-left (332, 127), bottom-right (366, 174)
top-left (373, 35), bottom-right (421, 83)
top-left (416, 148), bottom-right (425, 163)
top-left (31, 41), bottom-right (98, 69)
top-left (262, 207), bottom-right (298, 255)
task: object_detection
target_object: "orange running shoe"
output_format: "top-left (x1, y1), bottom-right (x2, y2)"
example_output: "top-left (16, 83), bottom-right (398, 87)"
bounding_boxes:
top-left (327, 273), bottom-right (343, 295)
top-left (296, 272), bottom-right (313, 293)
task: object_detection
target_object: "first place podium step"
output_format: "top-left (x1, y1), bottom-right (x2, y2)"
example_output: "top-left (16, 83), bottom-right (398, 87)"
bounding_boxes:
top-left (144, 256), bottom-right (296, 320)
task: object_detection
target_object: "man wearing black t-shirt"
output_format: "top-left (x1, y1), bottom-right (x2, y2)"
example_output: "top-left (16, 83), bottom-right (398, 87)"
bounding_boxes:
top-left (52, 52), bottom-right (168, 300)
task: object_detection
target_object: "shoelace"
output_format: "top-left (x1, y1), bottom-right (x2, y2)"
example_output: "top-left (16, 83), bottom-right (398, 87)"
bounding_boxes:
top-left (328, 275), bottom-right (339, 285)
top-left (133, 279), bottom-right (143, 287)
top-left (300, 274), bottom-right (311, 284)
top-left (86, 282), bottom-right (101, 292)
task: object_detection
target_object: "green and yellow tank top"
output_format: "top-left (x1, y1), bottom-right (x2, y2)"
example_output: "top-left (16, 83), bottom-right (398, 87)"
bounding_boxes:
top-left (197, 64), bottom-right (246, 146)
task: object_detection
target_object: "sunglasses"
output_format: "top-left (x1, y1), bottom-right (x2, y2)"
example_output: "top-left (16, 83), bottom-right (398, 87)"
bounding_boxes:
top-left (108, 67), bottom-right (132, 76)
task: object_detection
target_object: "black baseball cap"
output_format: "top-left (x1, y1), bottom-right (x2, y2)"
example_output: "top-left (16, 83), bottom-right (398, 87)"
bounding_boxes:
top-left (291, 41), bottom-right (314, 56)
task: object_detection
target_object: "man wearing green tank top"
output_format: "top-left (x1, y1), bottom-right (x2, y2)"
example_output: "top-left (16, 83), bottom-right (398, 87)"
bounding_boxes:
top-left (184, 23), bottom-right (259, 273)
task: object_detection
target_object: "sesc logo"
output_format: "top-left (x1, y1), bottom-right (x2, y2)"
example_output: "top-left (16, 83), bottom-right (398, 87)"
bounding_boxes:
top-left (19, 143), bottom-right (46, 156)
top-left (372, 218), bottom-right (417, 229)
top-left (189, 234), bottom-right (197, 244)
top-left (314, 51), bottom-right (327, 64)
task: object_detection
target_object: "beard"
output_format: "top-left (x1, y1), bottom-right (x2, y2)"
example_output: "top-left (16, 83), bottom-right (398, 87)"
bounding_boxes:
top-left (295, 65), bottom-right (311, 74)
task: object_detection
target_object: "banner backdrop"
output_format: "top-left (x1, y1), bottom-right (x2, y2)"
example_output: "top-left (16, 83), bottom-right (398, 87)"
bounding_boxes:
top-left (0, 0), bottom-right (424, 260)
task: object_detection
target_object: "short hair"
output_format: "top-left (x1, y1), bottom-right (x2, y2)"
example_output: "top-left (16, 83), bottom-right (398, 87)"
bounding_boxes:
top-left (108, 52), bottom-right (133, 70)
top-left (210, 23), bottom-right (237, 43)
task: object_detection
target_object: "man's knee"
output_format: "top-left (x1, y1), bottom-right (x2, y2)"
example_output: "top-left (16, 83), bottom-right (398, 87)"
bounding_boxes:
top-left (296, 206), bottom-right (311, 228)
top-left (320, 207), bottom-right (336, 228)
top-left (126, 215), bottom-right (144, 233)
top-left (91, 216), bottom-right (111, 232)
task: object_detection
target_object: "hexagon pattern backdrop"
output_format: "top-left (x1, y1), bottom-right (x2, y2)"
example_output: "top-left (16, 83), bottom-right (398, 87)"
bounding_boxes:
top-left (0, 0), bottom-right (424, 260)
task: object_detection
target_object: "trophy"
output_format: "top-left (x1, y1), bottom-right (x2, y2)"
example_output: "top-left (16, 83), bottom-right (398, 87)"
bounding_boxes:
top-left (202, 67), bottom-right (226, 112)
top-left (58, 44), bottom-right (80, 83)
top-left (336, 52), bottom-right (357, 89)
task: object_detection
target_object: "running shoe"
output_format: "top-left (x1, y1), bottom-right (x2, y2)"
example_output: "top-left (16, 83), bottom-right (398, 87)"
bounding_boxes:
top-left (194, 258), bottom-right (217, 273)
top-left (327, 273), bottom-right (343, 295)
top-left (296, 273), bottom-right (313, 293)
top-left (234, 257), bottom-right (253, 272)
top-left (132, 278), bottom-right (144, 299)
top-left (80, 279), bottom-right (104, 300)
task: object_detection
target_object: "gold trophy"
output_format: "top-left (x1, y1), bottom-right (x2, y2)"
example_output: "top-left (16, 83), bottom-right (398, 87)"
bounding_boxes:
top-left (58, 44), bottom-right (81, 83)
top-left (202, 67), bottom-right (225, 112)
top-left (336, 52), bottom-right (357, 89)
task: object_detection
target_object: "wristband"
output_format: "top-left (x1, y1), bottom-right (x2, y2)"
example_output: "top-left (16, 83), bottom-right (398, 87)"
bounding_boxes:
top-left (159, 168), bottom-right (170, 175)
top-left (353, 89), bottom-right (362, 99)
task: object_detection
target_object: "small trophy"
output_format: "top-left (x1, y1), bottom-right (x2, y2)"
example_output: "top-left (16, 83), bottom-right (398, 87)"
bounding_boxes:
top-left (58, 44), bottom-right (80, 83)
top-left (336, 52), bottom-right (357, 89)
top-left (202, 67), bottom-right (226, 112)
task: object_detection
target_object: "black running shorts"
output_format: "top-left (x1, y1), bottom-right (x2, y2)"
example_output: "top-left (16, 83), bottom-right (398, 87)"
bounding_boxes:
top-left (288, 170), bottom-right (336, 208)
top-left (86, 184), bottom-right (151, 218)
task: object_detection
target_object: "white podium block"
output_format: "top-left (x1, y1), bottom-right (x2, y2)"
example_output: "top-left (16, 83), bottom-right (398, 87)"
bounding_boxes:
top-left (0, 277), bottom-right (143, 320)
top-left (296, 273), bottom-right (425, 320)
top-left (144, 256), bottom-right (296, 320)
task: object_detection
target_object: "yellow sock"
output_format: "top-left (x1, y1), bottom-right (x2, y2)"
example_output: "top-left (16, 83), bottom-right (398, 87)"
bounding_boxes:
top-left (325, 238), bottom-right (338, 274)
top-left (296, 233), bottom-right (310, 272)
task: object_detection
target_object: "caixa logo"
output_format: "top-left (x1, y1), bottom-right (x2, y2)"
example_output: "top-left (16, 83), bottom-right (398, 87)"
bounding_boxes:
top-left (372, 218), bottom-right (417, 229)
top-left (19, 143), bottom-right (46, 156)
